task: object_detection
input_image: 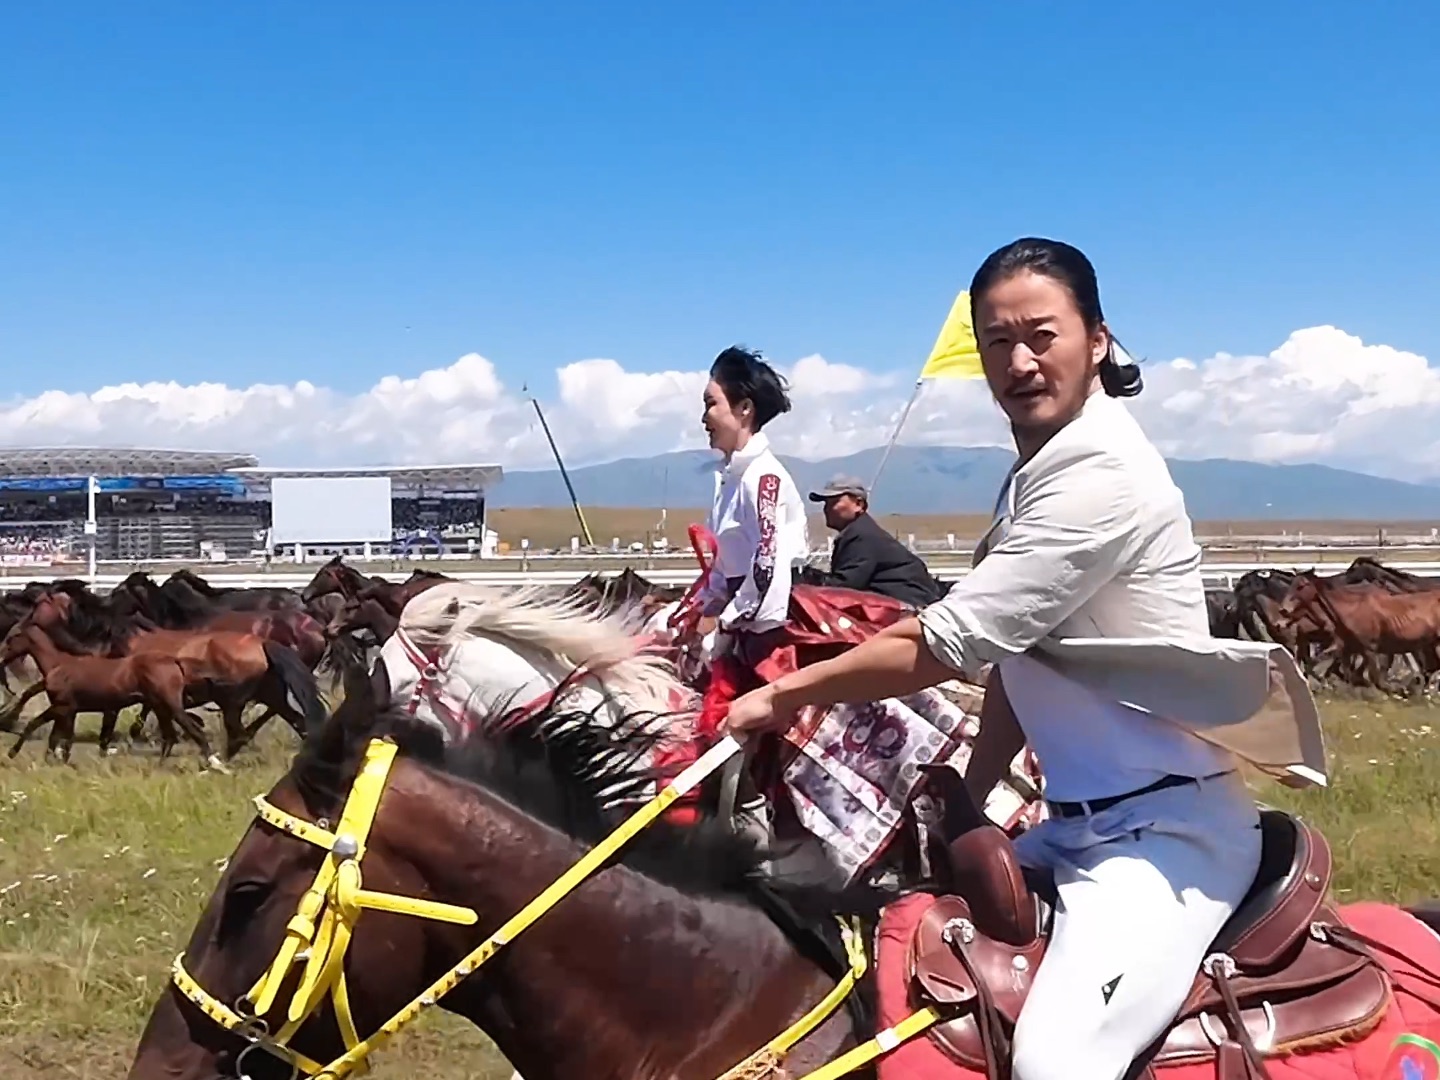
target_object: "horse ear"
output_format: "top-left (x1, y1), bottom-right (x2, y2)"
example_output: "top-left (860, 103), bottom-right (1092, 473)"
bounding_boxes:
top-left (317, 653), bottom-right (384, 754)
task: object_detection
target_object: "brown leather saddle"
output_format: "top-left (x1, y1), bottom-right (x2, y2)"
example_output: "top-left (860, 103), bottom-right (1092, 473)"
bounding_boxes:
top-left (907, 810), bottom-right (1392, 1080)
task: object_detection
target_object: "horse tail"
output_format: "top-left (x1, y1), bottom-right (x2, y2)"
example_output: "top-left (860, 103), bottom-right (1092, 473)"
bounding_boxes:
top-left (263, 640), bottom-right (328, 735)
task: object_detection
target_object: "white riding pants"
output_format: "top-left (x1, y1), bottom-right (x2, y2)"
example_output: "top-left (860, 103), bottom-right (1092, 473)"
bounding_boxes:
top-left (1009, 770), bottom-right (1262, 1080)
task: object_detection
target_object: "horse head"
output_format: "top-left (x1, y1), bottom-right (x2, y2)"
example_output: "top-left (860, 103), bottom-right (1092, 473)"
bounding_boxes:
top-left (125, 672), bottom-right (865, 1080)
top-left (301, 555), bottom-right (353, 604)
top-left (1274, 571), bottom-right (1323, 627)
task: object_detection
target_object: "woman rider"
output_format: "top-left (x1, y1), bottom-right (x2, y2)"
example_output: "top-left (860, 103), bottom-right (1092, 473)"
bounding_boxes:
top-left (693, 346), bottom-right (809, 837)
top-left (724, 238), bottom-right (1323, 1080)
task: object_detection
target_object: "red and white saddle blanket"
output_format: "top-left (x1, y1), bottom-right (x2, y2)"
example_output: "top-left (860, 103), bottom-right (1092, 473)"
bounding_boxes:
top-left (780, 686), bottom-right (1040, 884)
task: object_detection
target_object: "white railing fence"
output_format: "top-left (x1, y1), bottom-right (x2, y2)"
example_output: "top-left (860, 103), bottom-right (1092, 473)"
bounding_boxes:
top-left (2, 559), bottom-right (1437, 593)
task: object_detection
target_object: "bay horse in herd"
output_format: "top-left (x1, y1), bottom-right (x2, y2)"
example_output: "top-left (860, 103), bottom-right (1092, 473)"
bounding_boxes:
top-left (111, 570), bottom-right (329, 671)
top-left (127, 659), bottom-right (1440, 1080)
top-left (301, 556), bottom-right (452, 619)
top-left (14, 591), bottom-right (326, 759)
top-left (0, 622), bottom-right (219, 767)
top-left (1216, 557), bottom-right (1440, 694)
top-left (1275, 570), bottom-right (1440, 694)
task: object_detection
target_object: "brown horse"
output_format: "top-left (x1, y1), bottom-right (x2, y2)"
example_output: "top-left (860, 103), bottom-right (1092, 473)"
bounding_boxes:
top-left (1278, 572), bottom-right (1440, 693)
top-left (0, 623), bottom-right (218, 766)
top-left (125, 671), bottom-right (880, 1079)
top-left (300, 555), bottom-right (391, 605)
top-left (324, 594), bottom-right (399, 645)
top-left (110, 572), bottom-right (328, 670)
top-left (23, 592), bottom-right (327, 759)
top-left (567, 568), bottom-right (686, 617)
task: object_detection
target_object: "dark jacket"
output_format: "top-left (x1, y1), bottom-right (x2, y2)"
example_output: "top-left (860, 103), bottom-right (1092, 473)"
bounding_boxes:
top-left (818, 513), bottom-right (945, 609)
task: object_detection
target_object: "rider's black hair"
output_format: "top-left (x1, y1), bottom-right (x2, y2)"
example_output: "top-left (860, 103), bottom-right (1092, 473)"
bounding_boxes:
top-left (969, 237), bottom-right (1143, 398)
top-left (709, 346), bottom-right (794, 429)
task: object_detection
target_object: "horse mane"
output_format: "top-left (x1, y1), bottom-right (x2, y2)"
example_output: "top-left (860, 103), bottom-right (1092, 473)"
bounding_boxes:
top-left (293, 681), bottom-right (882, 911)
top-left (60, 591), bottom-right (137, 652)
top-left (115, 573), bottom-right (177, 625)
top-left (332, 560), bottom-right (369, 589)
top-left (398, 581), bottom-right (686, 716)
top-left (154, 577), bottom-right (217, 625)
top-left (169, 569), bottom-right (228, 596)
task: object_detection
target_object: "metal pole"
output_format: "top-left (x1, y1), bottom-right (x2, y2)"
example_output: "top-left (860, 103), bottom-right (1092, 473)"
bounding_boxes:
top-left (529, 395), bottom-right (594, 547)
top-left (86, 476), bottom-right (99, 582)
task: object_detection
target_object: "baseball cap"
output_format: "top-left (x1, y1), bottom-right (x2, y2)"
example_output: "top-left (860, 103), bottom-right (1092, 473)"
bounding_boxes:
top-left (807, 474), bottom-right (868, 502)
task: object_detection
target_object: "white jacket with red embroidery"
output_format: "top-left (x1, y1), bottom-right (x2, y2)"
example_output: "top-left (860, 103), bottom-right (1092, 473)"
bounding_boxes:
top-left (701, 432), bottom-right (809, 633)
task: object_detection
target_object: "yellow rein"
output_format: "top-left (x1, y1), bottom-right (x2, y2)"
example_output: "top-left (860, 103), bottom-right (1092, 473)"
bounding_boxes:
top-left (170, 733), bottom-right (944, 1080)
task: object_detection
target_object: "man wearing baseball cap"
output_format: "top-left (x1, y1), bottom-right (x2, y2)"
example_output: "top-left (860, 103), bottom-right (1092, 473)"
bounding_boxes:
top-left (807, 474), bottom-right (946, 609)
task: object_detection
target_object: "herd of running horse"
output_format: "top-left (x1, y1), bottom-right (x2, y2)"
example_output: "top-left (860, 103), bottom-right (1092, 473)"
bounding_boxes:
top-left (0, 551), bottom-right (1432, 771)
top-left (1207, 556), bottom-right (1440, 696)
top-left (0, 558), bottom-right (683, 765)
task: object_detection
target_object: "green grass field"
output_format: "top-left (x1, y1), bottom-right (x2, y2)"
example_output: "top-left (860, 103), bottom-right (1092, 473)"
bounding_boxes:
top-left (4, 696), bottom-right (1440, 1078)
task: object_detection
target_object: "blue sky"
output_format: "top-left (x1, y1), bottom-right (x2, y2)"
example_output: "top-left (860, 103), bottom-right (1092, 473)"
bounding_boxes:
top-left (4, 2), bottom-right (1436, 395)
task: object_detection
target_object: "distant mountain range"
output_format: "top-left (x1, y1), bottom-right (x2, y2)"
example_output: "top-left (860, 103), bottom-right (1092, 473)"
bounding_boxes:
top-left (490, 446), bottom-right (1440, 521)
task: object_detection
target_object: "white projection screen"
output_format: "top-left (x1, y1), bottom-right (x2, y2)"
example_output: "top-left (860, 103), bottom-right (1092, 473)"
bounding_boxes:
top-left (270, 477), bottom-right (393, 545)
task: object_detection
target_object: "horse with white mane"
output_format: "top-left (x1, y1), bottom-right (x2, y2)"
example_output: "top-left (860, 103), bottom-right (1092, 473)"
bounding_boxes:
top-left (377, 580), bottom-right (694, 805)
top-left (374, 579), bottom-right (1040, 874)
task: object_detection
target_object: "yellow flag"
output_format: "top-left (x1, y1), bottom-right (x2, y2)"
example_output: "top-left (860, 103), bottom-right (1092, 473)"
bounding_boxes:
top-left (918, 289), bottom-right (983, 380)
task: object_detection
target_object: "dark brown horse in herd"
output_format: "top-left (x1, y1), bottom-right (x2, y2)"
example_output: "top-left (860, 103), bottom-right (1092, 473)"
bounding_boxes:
top-left (0, 621), bottom-right (217, 763)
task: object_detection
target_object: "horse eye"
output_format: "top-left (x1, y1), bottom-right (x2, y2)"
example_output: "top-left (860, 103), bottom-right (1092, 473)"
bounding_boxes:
top-left (219, 880), bottom-right (274, 941)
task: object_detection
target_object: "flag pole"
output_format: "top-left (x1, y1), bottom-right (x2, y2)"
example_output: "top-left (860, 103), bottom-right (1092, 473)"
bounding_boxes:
top-left (869, 377), bottom-right (924, 497)
top-left (870, 286), bottom-right (981, 502)
top-left (525, 384), bottom-right (595, 548)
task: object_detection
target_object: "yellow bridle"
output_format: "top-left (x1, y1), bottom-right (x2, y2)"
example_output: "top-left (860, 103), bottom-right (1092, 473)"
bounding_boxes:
top-left (171, 738), bottom-right (478, 1077)
top-left (170, 733), bottom-right (904, 1080)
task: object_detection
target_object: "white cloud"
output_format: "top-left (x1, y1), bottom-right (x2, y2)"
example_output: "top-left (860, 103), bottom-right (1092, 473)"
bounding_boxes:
top-left (0, 326), bottom-right (1435, 480)
top-left (1130, 326), bottom-right (1440, 480)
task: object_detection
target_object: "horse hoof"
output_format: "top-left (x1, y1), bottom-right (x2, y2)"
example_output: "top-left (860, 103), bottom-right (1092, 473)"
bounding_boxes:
top-left (103, 747), bottom-right (119, 758)
top-left (204, 754), bottom-right (232, 775)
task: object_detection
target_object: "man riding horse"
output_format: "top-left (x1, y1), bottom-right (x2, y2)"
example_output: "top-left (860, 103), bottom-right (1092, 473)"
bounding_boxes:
top-left (725, 237), bottom-right (1325, 1080)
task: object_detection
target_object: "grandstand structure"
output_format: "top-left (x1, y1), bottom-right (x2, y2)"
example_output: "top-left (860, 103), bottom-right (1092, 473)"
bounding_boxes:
top-left (0, 447), bottom-right (503, 565)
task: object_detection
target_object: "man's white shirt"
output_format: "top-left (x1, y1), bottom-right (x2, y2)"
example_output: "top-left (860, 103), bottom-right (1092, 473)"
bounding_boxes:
top-left (916, 390), bottom-right (1326, 797)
